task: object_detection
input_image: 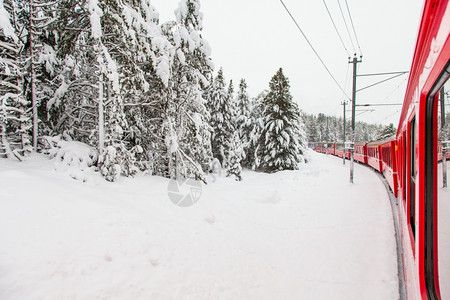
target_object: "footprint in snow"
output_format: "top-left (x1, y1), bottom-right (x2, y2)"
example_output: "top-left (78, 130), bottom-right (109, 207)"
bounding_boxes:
top-left (205, 214), bottom-right (216, 225)
top-left (104, 254), bottom-right (112, 262)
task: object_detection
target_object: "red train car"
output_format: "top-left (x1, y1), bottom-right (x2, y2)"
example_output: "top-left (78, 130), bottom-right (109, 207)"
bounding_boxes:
top-left (335, 142), bottom-right (350, 159)
top-left (366, 140), bottom-right (383, 172)
top-left (395, 0), bottom-right (450, 298)
top-left (326, 143), bottom-right (336, 156)
top-left (354, 142), bottom-right (368, 164)
top-left (313, 142), bottom-right (326, 154)
top-left (380, 138), bottom-right (398, 198)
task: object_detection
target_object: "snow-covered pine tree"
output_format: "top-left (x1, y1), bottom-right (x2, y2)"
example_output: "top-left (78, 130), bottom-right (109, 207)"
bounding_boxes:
top-left (258, 68), bottom-right (306, 172)
top-left (375, 123), bottom-right (396, 141)
top-left (225, 80), bottom-right (244, 181)
top-left (0, 0), bottom-right (32, 160)
top-left (223, 79), bottom-right (235, 167)
top-left (28, 0), bottom-right (57, 150)
top-left (305, 114), bottom-right (319, 142)
top-left (161, 0), bottom-right (214, 182)
top-left (119, 1), bottom-right (174, 175)
top-left (235, 79), bottom-right (252, 168)
top-left (247, 90), bottom-right (266, 170)
top-left (208, 68), bottom-right (233, 166)
top-left (226, 134), bottom-right (243, 181)
top-left (96, 0), bottom-right (164, 180)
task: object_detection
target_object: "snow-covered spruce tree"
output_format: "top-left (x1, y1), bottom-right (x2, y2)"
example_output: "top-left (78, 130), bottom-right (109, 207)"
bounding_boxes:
top-left (246, 90), bottom-right (266, 170)
top-left (375, 123), bottom-right (396, 141)
top-left (226, 134), bottom-right (243, 181)
top-left (208, 68), bottom-right (233, 166)
top-left (27, 0), bottom-right (58, 150)
top-left (46, 0), bottom-right (96, 143)
top-left (0, 0), bottom-right (32, 160)
top-left (223, 79), bottom-right (235, 167)
top-left (97, 0), bottom-right (169, 180)
top-left (119, 2), bottom-right (174, 175)
top-left (225, 80), bottom-right (244, 181)
top-left (258, 68), bottom-right (306, 172)
top-left (305, 114), bottom-right (319, 142)
top-left (235, 79), bottom-right (252, 168)
top-left (46, 0), bottom-right (138, 180)
top-left (161, 0), bottom-right (214, 182)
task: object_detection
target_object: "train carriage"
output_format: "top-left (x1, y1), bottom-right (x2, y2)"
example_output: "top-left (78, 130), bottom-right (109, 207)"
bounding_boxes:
top-left (395, 0), bottom-right (450, 298)
top-left (326, 143), bottom-right (336, 156)
top-left (366, 141), bottom-right (383, 172)
top-left (335, 142), bottom-right (350, 159)
top-left (380, 138), bottom-right (399, 198)
top-left (313, 142), bottom-right (326, 154)
top-left (354, 142), bottom-right (368, 164)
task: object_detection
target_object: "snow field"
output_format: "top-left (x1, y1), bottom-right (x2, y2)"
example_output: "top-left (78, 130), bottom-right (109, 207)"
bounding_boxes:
top-left (0, 151), bottom-right (398, 299)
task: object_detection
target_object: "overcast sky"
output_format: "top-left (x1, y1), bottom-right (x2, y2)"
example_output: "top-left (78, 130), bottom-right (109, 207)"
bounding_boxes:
top-left (153, 0), bottom-right (424, 126)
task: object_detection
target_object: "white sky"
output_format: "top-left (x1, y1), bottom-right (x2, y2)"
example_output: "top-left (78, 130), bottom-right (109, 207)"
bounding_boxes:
top-left (153, 0), bottom-right (424, 126)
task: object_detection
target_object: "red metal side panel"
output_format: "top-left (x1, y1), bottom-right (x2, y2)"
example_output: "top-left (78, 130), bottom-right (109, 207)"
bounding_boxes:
top-left (396, 0), bottom-right (450, 298)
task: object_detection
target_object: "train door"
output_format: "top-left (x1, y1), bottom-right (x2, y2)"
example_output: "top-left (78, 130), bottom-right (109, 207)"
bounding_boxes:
top-left (409, 117), bottom-right (416, 238)
top-left (425, 64), bottom-right (450, 300)
top-left (403, 134), bottom-right (407, 205)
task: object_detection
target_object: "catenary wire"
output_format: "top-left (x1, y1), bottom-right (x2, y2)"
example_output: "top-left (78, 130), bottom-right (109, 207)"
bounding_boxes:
top-left (322, 0), bottom-right (351, 57)
top-left (344, 0), bottom-right (363, 56)
top-left (377, 109), bottom-right (401, 124)
top-left (279, 0), bottom-right (351, 100)
top-left (337, 0), bottom-right (356, 55)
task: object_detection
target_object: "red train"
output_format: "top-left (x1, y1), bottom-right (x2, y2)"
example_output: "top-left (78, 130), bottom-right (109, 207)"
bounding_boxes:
top-left (314, 1), bottom-right (450, 298)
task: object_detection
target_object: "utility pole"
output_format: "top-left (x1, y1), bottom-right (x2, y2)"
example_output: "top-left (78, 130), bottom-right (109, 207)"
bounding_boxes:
top-left (349, 55), bottom-right (362, 183)
top-left (342, 100), bottom-right (347, 165)
top-left (441, 88), bottom-right (447, 188)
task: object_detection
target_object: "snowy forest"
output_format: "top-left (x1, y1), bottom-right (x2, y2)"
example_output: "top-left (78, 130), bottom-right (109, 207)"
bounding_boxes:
top-left (0, 0), bottom-right (411, 183)
top-left (0, 0), bottom-right (312, 182)
top-left (303, 114), bottom-right (396, 143)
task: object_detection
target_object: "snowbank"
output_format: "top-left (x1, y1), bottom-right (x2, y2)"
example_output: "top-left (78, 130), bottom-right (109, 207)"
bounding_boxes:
top-left (0, 151), bottom-right (399, 299)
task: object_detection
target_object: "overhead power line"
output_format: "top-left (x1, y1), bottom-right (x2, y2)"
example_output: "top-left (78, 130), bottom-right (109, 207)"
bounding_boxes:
top-left (337, 0), bottom-right (356, 55)
top-left (378, 109), bottom-right (401, 124)
top-left (356, 103), bottom-right (403, 107)
top-left (357, 71), bottom-right (409, 77)
top-left (322, 0), bottom-right (351, 57)
top-left (279, 0), bottom-right (351, 100)
top-left (344, 0), bottom-right (363, 56)
top-left (356, 72), bottom-right (406, 92)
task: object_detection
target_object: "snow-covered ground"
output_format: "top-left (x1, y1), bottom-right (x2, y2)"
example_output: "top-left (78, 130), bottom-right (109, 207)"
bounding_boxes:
top-left (0, 151), bottom-right (399, 299)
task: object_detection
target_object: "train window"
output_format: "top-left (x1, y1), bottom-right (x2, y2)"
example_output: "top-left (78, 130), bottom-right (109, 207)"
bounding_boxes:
top-left (409, 117), bottom-right (416, 237)
top-left (437, 77), bottom-right (450, 299)
top-left (425, 64), bottom-right (450, 299)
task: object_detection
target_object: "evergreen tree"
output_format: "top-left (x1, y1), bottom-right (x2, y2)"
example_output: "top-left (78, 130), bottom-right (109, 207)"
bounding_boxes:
top-left (161, 0), bottom-right (213, 182)
top-left (235, 79), bottom-right (252, 168)
top-left (225, 79), bottom-right (243, 180)
top-left (258, 68), bottom-right (306, 172)
top-left (0, 0), bottom-right (32, 160)
top-left (376, 123), bottom-right (396, 140)
top-left (208, 68), bottom-right (232, 166)
top-left (305, 115), bottom-right (318, 142)
top-left (247, 90), bottom-right (266, 170)
top-left (226, 134), bottom-right (243, 181)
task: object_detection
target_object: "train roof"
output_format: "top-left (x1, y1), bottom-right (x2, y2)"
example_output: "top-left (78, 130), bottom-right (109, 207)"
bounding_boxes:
top-left (367, 136), bottom-right (396, 146)
top-left (397, 0), bottom-right (450, 136)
